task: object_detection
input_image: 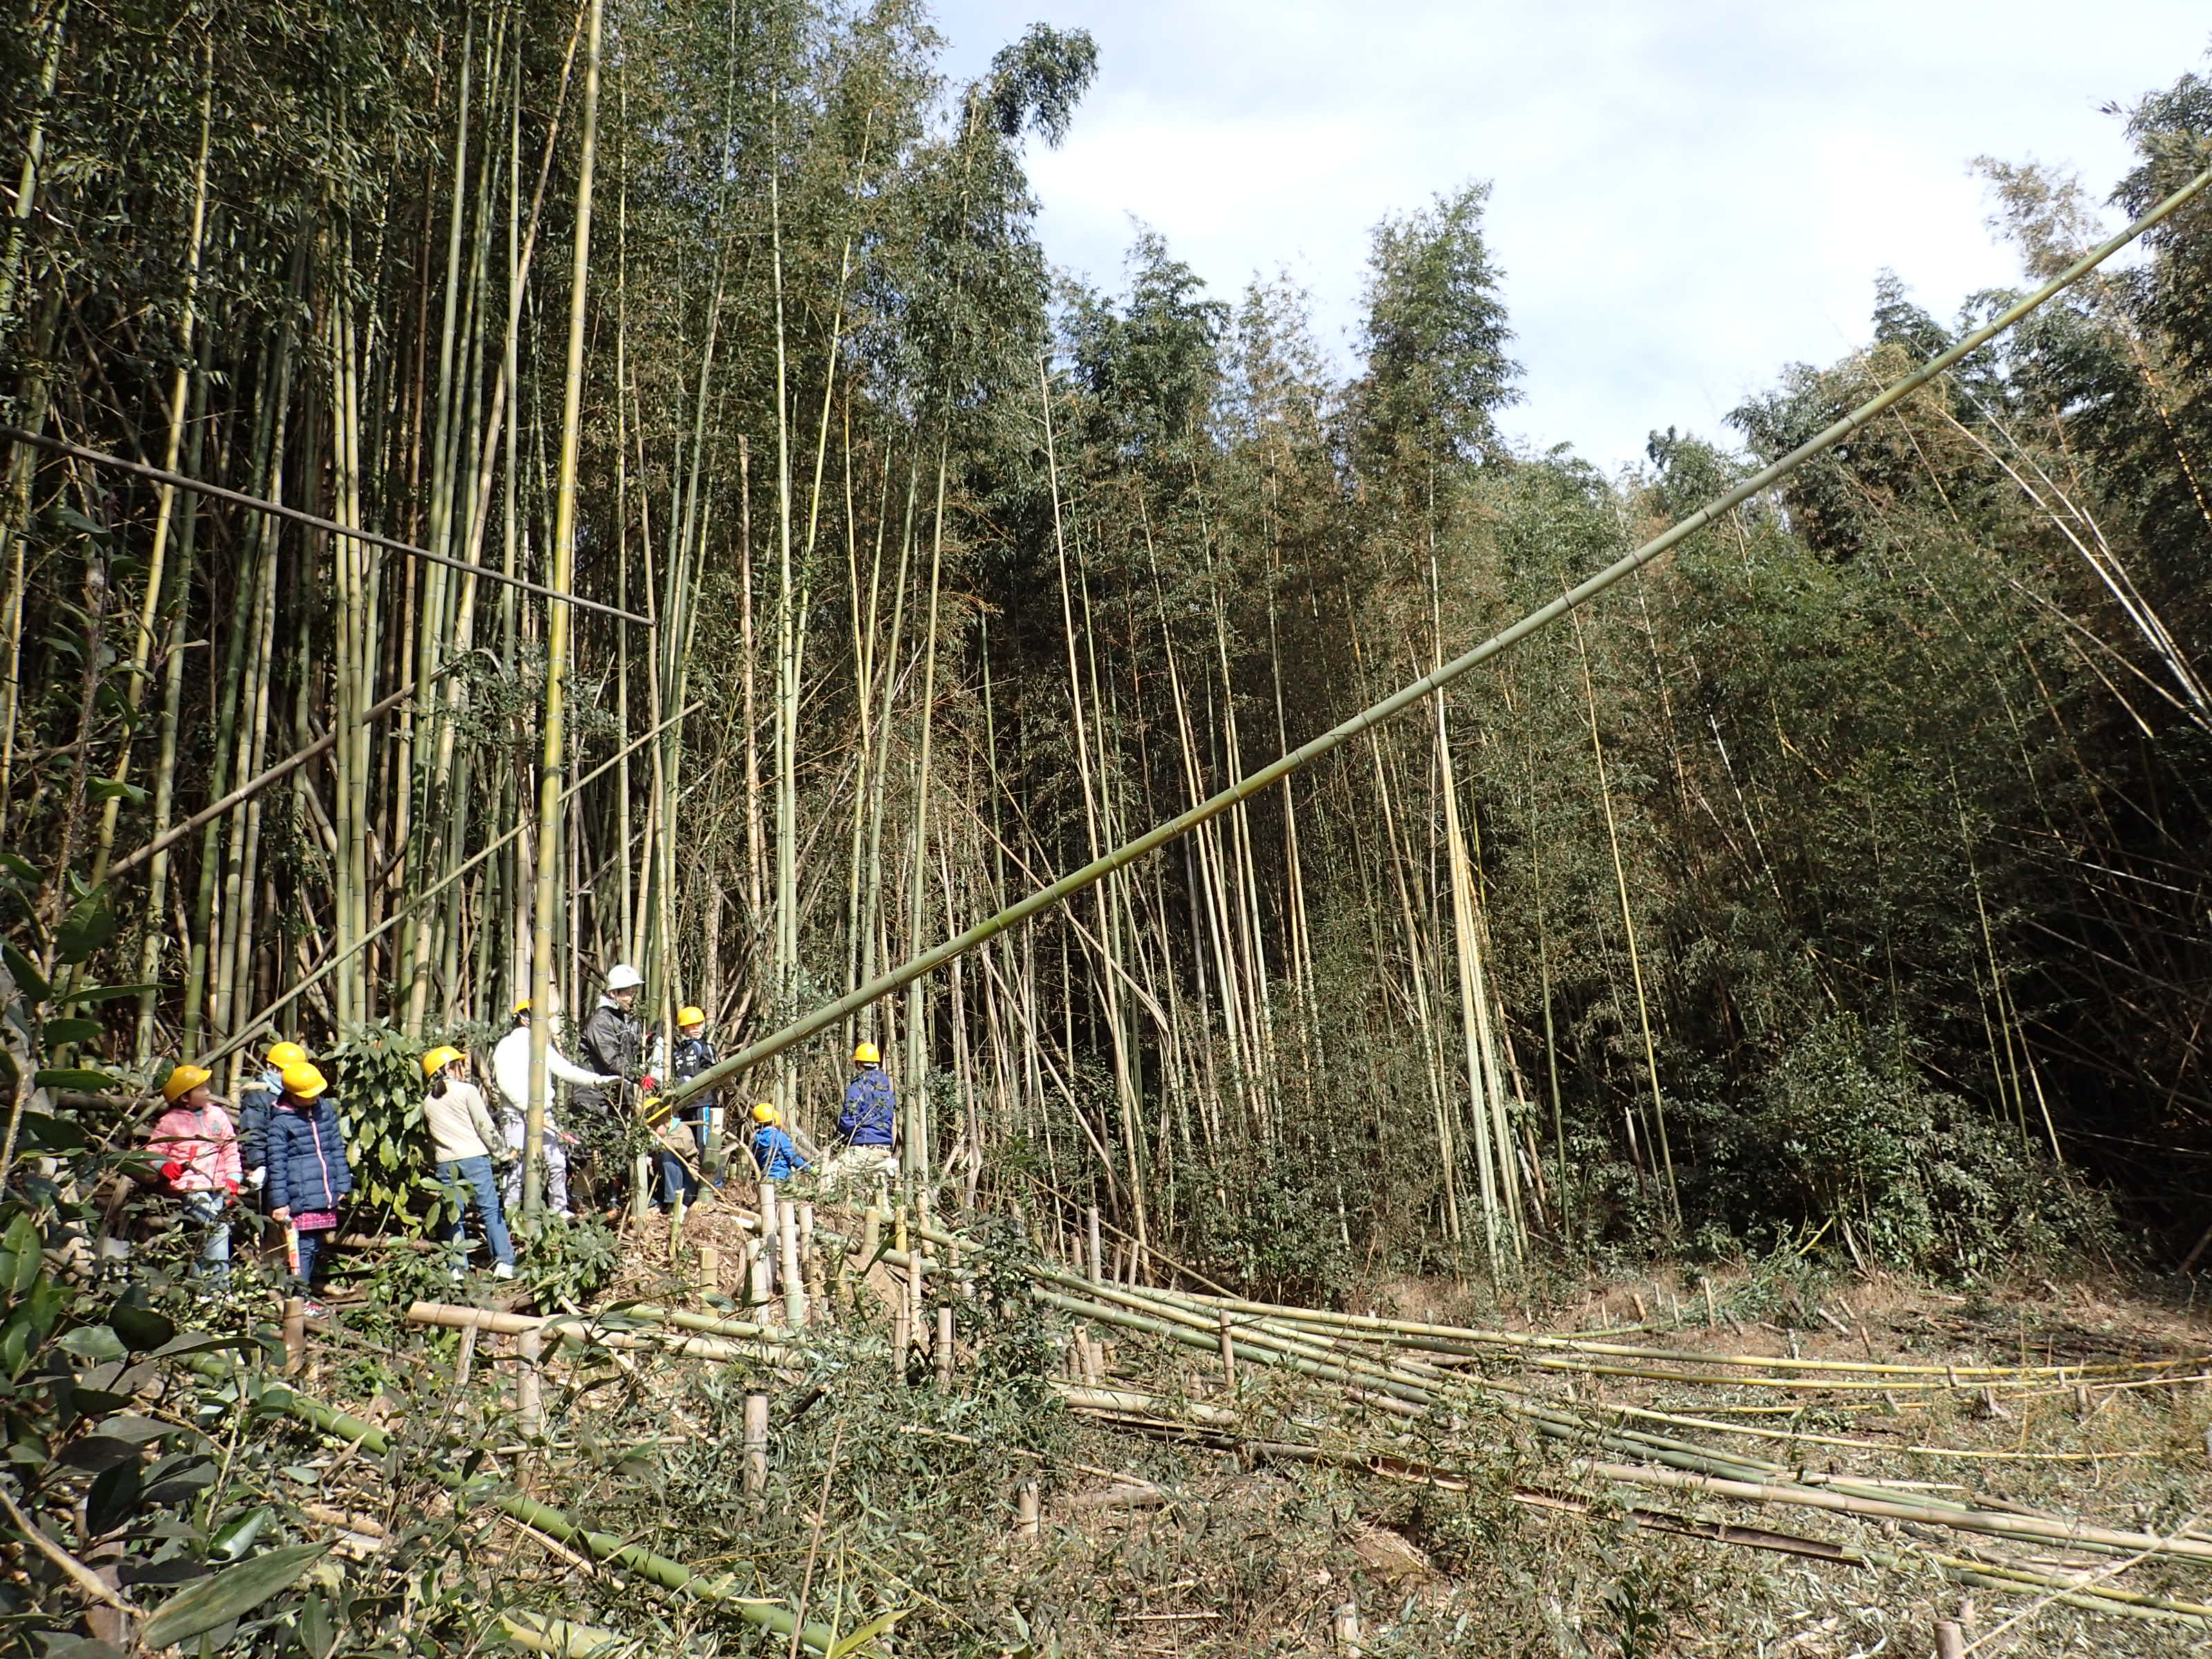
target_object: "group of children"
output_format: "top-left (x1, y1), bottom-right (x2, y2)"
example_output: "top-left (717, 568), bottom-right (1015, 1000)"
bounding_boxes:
top-left (149, 1047), bottom-right (352, 1308)
top-left (145, 1011), bottom-right (901, 1308)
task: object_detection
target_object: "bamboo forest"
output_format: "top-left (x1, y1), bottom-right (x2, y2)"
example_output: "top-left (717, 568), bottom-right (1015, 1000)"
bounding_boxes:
top-left (8, 0), bottom-right (2212, 1651)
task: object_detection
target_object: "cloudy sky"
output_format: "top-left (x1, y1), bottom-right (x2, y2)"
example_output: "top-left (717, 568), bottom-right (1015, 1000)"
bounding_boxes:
top-left (932, 1), bottom-right (2211, 471)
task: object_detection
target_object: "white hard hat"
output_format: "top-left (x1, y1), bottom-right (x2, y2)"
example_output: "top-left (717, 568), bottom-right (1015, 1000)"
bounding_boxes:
top-left (606, 964), bottom-right (645, 991)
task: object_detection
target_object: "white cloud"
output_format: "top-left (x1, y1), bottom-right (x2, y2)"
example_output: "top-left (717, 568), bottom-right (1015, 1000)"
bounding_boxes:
top-left (933, 0), bottom-right (2211, 469)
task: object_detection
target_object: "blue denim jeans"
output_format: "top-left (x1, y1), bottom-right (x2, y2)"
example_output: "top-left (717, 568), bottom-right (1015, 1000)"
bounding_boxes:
top-left (655, 1125), bottom-right (700, 1211)
top-left (438, 1155), bottom-right (516, 1268)
top-left (294, 1226), bottom-right (330, 1288)
top-left (180, 1190), bottom-right (230, 1282)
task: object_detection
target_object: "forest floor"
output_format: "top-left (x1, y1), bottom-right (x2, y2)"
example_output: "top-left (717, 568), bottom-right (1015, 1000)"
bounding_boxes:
top-left (279, 1192), bottom-right (2212, 1658)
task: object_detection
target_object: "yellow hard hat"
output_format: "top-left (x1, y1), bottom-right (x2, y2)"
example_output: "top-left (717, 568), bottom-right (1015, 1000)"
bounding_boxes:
top-left (751, 1100), bottom-right (779, 1125)
top-left (162, 1063), bottom-right (212, 1104)
top-left (512, 997), bottom-right (532, 1015)
top-left (853, 1041), bottom-right (879, 1066)
top-left (281, 1062), bottom-right (328, 1100)
top-left (265, 1040), bottom-right (308, 1070)
top-left (422, 1045), bottom-right (463, 1079)
top-left (677, 1006), bottom-right (706, 1029)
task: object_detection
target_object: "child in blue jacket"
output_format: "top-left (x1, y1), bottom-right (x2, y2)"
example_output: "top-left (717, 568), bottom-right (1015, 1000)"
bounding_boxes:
top-left (265, 1062), bottom-right (354, 1303)
top-left (748, 1102), bottom-right (810, 1183)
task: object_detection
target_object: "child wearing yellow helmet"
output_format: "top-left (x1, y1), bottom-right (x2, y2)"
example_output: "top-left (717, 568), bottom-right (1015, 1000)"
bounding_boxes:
top-left (265, 1061), bottom-right (353, 1304)
top-left (748, 1102), bottom-right (810, 1183)
top-left (658, 1002), bottom-right (720, 1210)
top-left (421, 1044), bottom-right (514, 1280)
top-left (149, 1061), bottom-right (241, 1282)
top-left (238, 1038), bottom-right (310, 1203)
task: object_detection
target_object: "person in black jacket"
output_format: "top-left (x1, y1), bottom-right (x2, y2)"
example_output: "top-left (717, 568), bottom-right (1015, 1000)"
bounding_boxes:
top-left (264, 1062), bottom-right (354, 1304)
top-left (574, 964), bottom-right (649, 1121)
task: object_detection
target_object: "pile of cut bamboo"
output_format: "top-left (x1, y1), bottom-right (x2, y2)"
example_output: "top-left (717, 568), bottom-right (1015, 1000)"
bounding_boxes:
top-left (1024, 1259), bottom-right (2212, 1629)
top-left (408, 1194), bottom-right (2212, 1631)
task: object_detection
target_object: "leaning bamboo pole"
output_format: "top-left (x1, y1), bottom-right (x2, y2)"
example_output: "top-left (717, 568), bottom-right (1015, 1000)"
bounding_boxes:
top-left (0, 428), bottom-right (646, 627)
top-left (194, 699), bottom-right (705, 1071)
top-left (659, 159), bottom-right (2212, 1118)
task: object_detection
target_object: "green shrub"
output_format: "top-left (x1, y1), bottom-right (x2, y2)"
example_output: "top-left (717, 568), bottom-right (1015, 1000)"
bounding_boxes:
top-left (1696, 1015), bottom-right (2108, 1275)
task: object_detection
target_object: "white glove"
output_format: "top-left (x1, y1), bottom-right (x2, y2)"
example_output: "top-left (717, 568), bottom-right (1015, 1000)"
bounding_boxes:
top-left (248, 1168), bottom-right (267, 1190)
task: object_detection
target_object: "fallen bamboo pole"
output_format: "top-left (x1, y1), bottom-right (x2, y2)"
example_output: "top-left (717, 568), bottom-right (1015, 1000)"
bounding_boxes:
top-left (1056, 1381), bottom-right (2212, 1620)
top-left (659, 158), bottom-right (2212, 1114)
top-left (1163, 1288), bottom-right (2200, 1382)
top-left (499, 1612), bottom-right (636, 1659)
top-left (1038, 1282), bottom-right (2173, 1537)
top-left (404, 1301), bottom-right (793, 1366)
top-left (1583, 1459), bottom-right (2212, 1567)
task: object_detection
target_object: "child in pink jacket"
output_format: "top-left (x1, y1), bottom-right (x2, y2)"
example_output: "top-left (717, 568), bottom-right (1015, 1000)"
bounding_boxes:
top-left (149, 1062), bottom-right (242, 1281)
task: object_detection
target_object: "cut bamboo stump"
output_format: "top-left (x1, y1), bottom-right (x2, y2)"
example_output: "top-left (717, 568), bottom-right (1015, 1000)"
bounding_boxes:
top-left (758, 1181), bottom-right (779, 1272)
top-left (1933, 1620), bottom-right (1965, 1659)
top-left (282, 1297), bottom-right (306, 1375)
top-left (1218, 1309), bottom-right (1237, 1394)
top-left (697, 1244), bottom-right (720, 1297)
top-left (744, 1392), bottom-right (769, 1500)
top-left (781, 1203), bottom-right (807, 1328)
top-left (892, 1295), bottom-right (910, 1382)
top-left (1332, 1601), bottom-right (1363, 1656)
top-left (1014, 1481), bottom-right (1040, 1544)
top-left (747, 1237), bottom-right (771, 1311)
top-left (518, 1328), bottom-right (543, 1437)
top-left (796, 1233), bottom-right (818, 1319)
top-left (908, 1230), bottom-right (926, 1329)
top-left (936, 1305), bottom-right (955, 1391)
top-left (455, 1321), bottom-right (478, 1387)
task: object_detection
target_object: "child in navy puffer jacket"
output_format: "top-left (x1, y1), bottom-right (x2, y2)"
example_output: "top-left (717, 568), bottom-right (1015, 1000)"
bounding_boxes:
top-left (264, 1062), bottom-right (353, 1298)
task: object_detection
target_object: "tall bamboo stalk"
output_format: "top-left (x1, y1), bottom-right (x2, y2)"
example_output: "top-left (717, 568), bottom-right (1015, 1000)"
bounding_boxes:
top-left (525, 0), bottom-right (604, 1222)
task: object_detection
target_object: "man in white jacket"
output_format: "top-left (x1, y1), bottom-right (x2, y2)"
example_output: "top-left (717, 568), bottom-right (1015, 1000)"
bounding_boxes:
top-left (490, 999), bottom-right (619, 1217)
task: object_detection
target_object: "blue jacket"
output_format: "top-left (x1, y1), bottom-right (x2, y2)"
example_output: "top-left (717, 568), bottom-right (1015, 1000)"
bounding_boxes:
top-left (237, 1067), bottom-right (281, 1174)
top-left (265, 1096), bottom-right (354, 1217)
top-left (837, 1067), bottom-right (894, 1147)
top-left (750, 1125), bottom-right (809, 1182)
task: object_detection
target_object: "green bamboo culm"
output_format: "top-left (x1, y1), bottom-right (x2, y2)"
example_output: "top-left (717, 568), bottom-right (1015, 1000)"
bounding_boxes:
top-left (525, 0), bottom-right (606, 1224)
